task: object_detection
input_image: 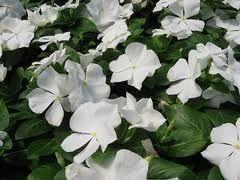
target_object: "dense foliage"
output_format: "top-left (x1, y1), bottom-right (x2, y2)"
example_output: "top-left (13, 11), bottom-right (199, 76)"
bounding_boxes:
top-left (1, 0), bottom-right (240, 179)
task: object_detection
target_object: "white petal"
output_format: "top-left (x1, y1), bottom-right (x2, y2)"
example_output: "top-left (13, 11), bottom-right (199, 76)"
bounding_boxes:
top-left (201, 143), bottom-right (234, 166)
top-left (86, 63), bottom-right (106, 84)
top-left (111, 149), bottom-right (149, 180)
top-left (185, 19), bottom-right (205, 32)
top-left (166, 81), bottom-right (185, 96)
top-left (74, 138), bottom-right (100, 163)
top-left (139, 109), bottom-right (166, 131)
top-left (109, 54), bottom-right (132, 72)
top-left (128, 68), bottom-right (149, 90)
top-left (125, 42), bottom-right (147, 64)
top-left (220, 151), bottom-right (240, 180)
top-left (45, 100), bottom-right (64, 126)
top-left (37, 67), bottom-right (60, 95)
top-left (61, 133), bottom-right (92, 152)
top-left (65, 163), bottom-right (99, 180)
top-left (111, 69), bottom-right (132, 83)
top-left (177, 79), bottom-right (202, 104)
top-left (70, 101), bottom-right (121, 133)
top-left (211, 123), bottom-right (238, 145)
top-left (167, 58), bottom-right (190, 82)
top-left (27, 88), bottom-right (56, 114)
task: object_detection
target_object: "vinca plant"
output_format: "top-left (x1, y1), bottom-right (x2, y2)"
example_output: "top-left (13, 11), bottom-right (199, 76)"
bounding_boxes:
top-left (1, 0), bottom-right (240, 179)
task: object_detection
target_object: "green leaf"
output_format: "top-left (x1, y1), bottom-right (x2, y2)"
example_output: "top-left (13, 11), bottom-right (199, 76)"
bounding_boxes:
top-left (27, 138), bottom-right (58, 159)
top-left (27, 164), bottom-right (59, 180)
top-left (54, 170), bottom-right (66, 180)
top-left (129, 18), bottom-right (146, 36)
top-left (15, 118), bottom-right (52, 140)
top-left (148, 157), bottom-right (197, 179)
top-left (161, 105), bottom-right (213, 157)
top-left (0, 99), bottom-right (9, 130)
top-left (205, 109), bottom-right (240, 126)
top-left (71, 18), bottom-right (97, 36)
top-left (143, 63), bottom-right (171, 88)
top-left (208, 166), bottom-right (224, 180)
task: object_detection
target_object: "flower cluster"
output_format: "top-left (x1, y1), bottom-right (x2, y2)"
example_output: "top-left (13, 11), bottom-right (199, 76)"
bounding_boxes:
top-left (1, 0), bottom-right (240, 179)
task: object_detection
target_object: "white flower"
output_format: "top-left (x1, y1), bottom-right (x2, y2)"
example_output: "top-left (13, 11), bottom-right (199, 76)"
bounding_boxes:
top-left (65, 60), bottom-right (110, 111)
top-left (109, 42), bottom-right (161, 90)
top-left (120, 93), bottom-right (166, 131)
top-left (86, 0), bottom-right (133, 31)
top-left (30, 44), bottom-right (68, 74)
top-left (215, 14), bottom-right (240, 45)
top-left (0, 131), bottom-right (7, 147)
top-left (0, 17), bottom-right (35, 50)
top-left (27, 67), bottom-right (70, 126)
top-left (33, 32), bottom-right (71, 50)
top-left (202, 87), bottom-right (236, 108)
top-left (106, 96), bottom-right (127, 113)
top-left (166, 53), bottom-right (202, 104)
top-left (153, 0), bottom-right (205, 40)
top-left (0, 64), bottom-right (7, 82)
top-left (97, 19), bottom-right (131, 52)
top-left (209, 47), bottom-right (240, 92)
top-left (223, 0), bottom-right (240, 10)
top-left (153, 0), bottom-right (177, 12)
top-left (27, 4), bottom-right (58, 27)
top-left (79, 49), bottom-right (101, 69)
top-left (55, 0), bottom-right (80, 10)
top-left (0, 0), bottom-right (25, 20)
top-left (65, 149), bottom-right (148, 180)
top-left (195, 42), bottom-right (227, 69)
top-left (61, 101), bottom-right (121, 163)
top-left (201, 119), bottom-right (240, 180)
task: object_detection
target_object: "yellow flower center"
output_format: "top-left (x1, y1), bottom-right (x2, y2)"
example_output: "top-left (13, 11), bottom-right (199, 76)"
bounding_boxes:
top-left (234, 144), bottom-right (240, 150)
top-left (91, 132), bottom-right (97, 137)
top-left (83, 80), bottom-right (88, 86)
top-left (132, 65), bottom-right (137, 69)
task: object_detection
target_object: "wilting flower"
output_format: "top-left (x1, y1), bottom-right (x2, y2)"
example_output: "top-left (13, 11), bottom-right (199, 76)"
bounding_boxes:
top-left (0, 64), bottom-right (7, 82)
top-left (65, 60), bottom-right (110, 111)
top-left (33, 32), bottom-right (71, 50)
top-left (61, 101), bottom-right (121, 163)
top-left (153, 0), bottom-right (205, 39)
top-left (202, 118), bottom-right (240, 180)
top-left (153, 0), bottom-right (177, 12)
top-left (202, 87), bottom-right (236, 108)
top-left (0, 17), bottom-right (35, 50)
top-left (55, 0), bottom-right (80, 10)
top-left (86, 0), bottom-right (133, 31)
top-left (0, 131), bottom-right (7, 147)
top-left (109, 42), bottom-right (161, 90)
top-left (0, 0), bottom-right (25, 20)
top-left (97, 19), bottom-right (131, 52)
top-left (65, 149), bottom-right (148, 180)
top-left (27, 4), bottom-right (59, 27)
top-left (223, 0), bottom-right (240, 10)
top-left (166, 53), bottom-right (202, 104)
top-left (27, 67), bottom-right (70, 126)
top-left (30, 44), bottom-right (68, 74)
top-left (209, 47), bottom-right (240, 92)
top-left (121, 93), bottom-right (166, 131)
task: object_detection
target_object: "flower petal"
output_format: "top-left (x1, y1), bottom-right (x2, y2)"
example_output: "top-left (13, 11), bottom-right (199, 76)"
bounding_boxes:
top-left (61, 133), bottom-right (92, 152)
top-left (74, 138), bottom-right (100, 163)
top-left (45, 100), bottom-right (64, 126)
top-left (201, 143), bottom-right (234, 166)
top-left (27, 88), bottom-right (56, 114)
top-left (211, 123), bottom-right (238, 145)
